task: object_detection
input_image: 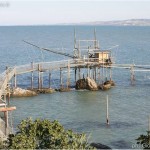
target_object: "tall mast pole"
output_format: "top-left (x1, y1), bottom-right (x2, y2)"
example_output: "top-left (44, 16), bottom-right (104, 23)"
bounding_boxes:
top-left (74, 28), bottom-right (78, 58)
top-left (74, 28), bottom-right (76, 49)
top-left (94, 28), bottom-right (97, 49)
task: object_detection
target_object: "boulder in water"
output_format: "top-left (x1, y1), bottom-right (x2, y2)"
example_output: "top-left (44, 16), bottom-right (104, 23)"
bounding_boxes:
top-left (104, 80), bottom-right (115, 86)
top-left (76, 77), bottom-right (98, 91)
top-left (76, 78), bottom-right (87, 90)
top-left (11, 87), bottom-right (37, 97)
top-left (86, 77), bottom-right (98, 91)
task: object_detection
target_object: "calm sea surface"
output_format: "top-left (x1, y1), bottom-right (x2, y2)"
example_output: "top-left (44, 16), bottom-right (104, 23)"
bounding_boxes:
top-left (0, 26), bottom-right (150, 148)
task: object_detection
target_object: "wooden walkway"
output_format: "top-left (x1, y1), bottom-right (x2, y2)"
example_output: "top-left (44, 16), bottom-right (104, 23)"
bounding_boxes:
top-left (0, 58), bottom-right (112, 100)
top-left (1, 58), bottom-right (150, 103)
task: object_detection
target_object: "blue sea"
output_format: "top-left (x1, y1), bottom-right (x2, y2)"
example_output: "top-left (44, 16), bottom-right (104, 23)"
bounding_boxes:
top-left (0, 26), bottom-right (150, 149)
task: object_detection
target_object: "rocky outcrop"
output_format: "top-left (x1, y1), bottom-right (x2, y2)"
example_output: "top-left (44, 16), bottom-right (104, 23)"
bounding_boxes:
top-left (76, 78), bottom-right (87, 90)
top-left (76, 77), bottom-right (98, 91)
top-left (99, 80), bottom-right (115, 90)
top-left (86, 77), bottom-right (98, 90)
top-left (104, 80), bottom-right (115, 86)
top-left (33, 88), bottom-right (56, 94)
top-left (11, 87), bottom-right (37, 97)
top-left (59, 88), bottom-right (70, 92)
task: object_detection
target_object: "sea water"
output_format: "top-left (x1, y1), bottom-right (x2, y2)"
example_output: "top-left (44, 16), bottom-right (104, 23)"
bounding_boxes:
top-left (0, 26), bottom-right (150, 148)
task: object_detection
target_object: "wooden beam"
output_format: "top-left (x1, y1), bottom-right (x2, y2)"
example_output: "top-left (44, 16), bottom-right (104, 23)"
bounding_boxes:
top-left (0, 106), bottom-right (16, 112)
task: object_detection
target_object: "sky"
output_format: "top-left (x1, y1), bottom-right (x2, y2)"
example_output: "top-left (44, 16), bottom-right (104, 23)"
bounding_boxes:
top-left (0, 0), bottom-right (150, 25)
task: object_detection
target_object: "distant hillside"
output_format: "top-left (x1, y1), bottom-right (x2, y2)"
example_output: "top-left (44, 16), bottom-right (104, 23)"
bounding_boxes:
top-left (77, 19), bottom-right (150, 26)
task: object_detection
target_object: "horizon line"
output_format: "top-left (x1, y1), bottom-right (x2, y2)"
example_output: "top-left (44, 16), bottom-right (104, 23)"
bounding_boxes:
top-left (1, 18), bottom-right (150, 26)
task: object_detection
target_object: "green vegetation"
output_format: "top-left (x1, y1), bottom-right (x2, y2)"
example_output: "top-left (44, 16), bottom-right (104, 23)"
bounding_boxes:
top-left (6, 118), bottom-right (93, 149)
top-left (136, 131), bottom-right (150, 149)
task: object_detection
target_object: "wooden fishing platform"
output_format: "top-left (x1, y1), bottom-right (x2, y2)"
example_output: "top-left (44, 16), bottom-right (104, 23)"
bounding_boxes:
top-left (0, 29), bottom-right (150, 138)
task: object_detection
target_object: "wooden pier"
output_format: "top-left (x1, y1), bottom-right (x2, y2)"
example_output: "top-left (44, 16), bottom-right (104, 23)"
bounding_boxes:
top-left (1, 29), bottom-right (150, 138)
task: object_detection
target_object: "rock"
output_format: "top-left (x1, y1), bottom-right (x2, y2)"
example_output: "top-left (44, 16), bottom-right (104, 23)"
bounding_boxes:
top-left (90, 143), bottom-right (111, 149)
top-left (99, 83), bottom-right (111, 90)
top-left (104, 80), bottom-right (115, 86)
top-left (11, 87), bottom-right (37, 97)
top-left (37, 88), bottom-right (56, 94)
top-left (99, 80), bottom-right (115, 90)
top-left (59, 88), bottom-right (70, 92)
top-left (27, 88), bottom-right (56, 94)
top-left (75, 77), bottom-right (98, 91)
top-left (76, 78), bottom-right (87, 90)
top-left (86, 77), bottom-right (98, 90)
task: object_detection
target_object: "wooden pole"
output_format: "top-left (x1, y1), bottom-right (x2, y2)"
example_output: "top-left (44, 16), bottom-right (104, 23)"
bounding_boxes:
top-left (102, 64), bottom-right (104, 85)
top-left (4, 111), bottom-right (8, 135)
top-left (49, 71), bottom-right (51, 89)
top-left (38, 64), bottom-right (41, 89)
top-left (93, 67), bottom-right (95, 79)
top-left (89, 68), bottom-right (91, 78)
top-left (7, 93), bottom-right (10, 106)
top-left (60, 68), bottom-right (63, 88)
top-left (148, 115), bottom-right (150, 146)
top-left (98, 66), bottom-right (101, 84)
top-left (78, 67), bottom-right (81, 79)
top-left (14, 74), bottom-right (17, 88)
top-left (41, 72), bottom-right (43, 89)
top-left (75, 67), bottom-right (77, 83)
top-left (106, 66), bottom-right (108, 81)
top-left (87, 65), bottom-right (89, 77)
top-left (4, 94), bottom-right (6, 104)
top-left (109, 67), bottom-right (112, 81)
top-left (31, 62), bottom-right (34, 89)
top-left (106, 95), bottom-right (109, 125)
top-left (95, 67), bottom-right (97, 81)
top-left (94, 28), bottom-right (97, 49)
top-left (130, 65), bottom-right (135, 85)
top-left (67, 61), bottom-right (70, 89)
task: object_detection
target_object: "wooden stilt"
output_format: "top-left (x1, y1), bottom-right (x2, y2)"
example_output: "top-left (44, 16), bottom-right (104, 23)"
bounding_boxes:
top-left (93, 67), bottom-right (95, 79)
top-left (60, 68), bottom-right (63, 88)
top-left (102, 64), bottom-right (104, 85)
top-left (0, 106), bottom-right (16, 135)
top-left (7, 93), bottom-right (10, 106)
top-left (89, 67), bottom-right (91, 78)
top-left (49, 71), bottom-right (51, 89)
top-left (4, 94), bottom-right (6, 103)
top-left (83, 73), bottom-right (84, 79)
top-left (109, 67), bottom-right (112, 81)
top-left (87, 65), bottom-right (89, 77)
top-left (4, 111), bottom-right (8, 135)
top-left (40, 72), bottom-right (43, 89)
top-left (145, 115), bottom-right (150, 145)
top-left (106, 66), bottom-right (108, 81)
top-left (75, 67), bottom-right (77, 83)
top-left (14, 74), bottom-right (17, 88)
top-left (98, 66), bottom-right (101, 84)
top-left (67, 61), bottom-right (70, 88)
top-left (130, 65), bottom-right (135, 85)
top-left (95, 67), bottom-right (97, 81)
top-left (106, 95), bottom-right (109, 125)
top-left (78, 67), bottom-right (81, 79)
top-left (38, 64), bottom-right (41, 89)
top-left (31, 62), bottom-right (34, 89)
